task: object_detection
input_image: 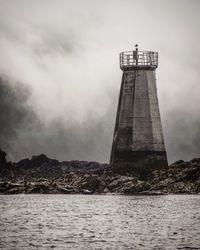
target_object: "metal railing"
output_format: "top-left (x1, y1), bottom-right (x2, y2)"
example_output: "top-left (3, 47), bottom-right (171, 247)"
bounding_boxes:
top-left (120, 51), bottom-right (158, 70)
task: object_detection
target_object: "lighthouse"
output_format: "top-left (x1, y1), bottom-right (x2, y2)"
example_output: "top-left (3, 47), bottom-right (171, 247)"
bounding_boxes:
top-left (110, 45), bottom-right (168, 171)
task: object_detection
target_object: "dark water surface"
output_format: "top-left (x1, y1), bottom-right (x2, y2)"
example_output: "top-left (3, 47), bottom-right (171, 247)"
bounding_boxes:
top-left (0, 194), bottom-right (200, 249)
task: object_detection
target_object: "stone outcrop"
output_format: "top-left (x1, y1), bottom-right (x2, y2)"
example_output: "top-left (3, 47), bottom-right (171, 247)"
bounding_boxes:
top-left (0, 148), bottom-right (200, 195)
top-left (0, 148), bottom-right (6, 164)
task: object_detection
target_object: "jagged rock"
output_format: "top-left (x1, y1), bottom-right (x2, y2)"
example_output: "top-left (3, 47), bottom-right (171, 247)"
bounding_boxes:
top-left (61, 161), bottom-right (108, 172)
top-left (17, 154), bottom-right (59, 169)
top-left (135, 180), bottom-right (151, 192)
top-left (103, 187), bottom-right (109, 193)
top-left (0, 181), bottom-right (9, 193)
top-left (0, 151), bottom-right (16, 178)
top-left (79, 174), bottom-right (100, 191)
top-left (52, 183), bottom-right (76, 194)
top-left (108, 176), bottom-right (137, 192)
top-left (0, 148), bottom-right (200, 195)
top-left (113, 179), bottom-right (151, 194)
top-left (0, 181), bottom-right (24, 194)
top-left (80, 189), bottom-right (93, 194)
top-left (172, 160), bottom-right (184, 166)
top-left (0, 148), bottom-right (6, 164)
top-left (27, 182), bottom-right (50, 194)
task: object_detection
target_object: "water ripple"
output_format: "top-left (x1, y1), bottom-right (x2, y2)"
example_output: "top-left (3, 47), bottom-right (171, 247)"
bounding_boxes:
top-left (0, 194), bottom-right (200, 249)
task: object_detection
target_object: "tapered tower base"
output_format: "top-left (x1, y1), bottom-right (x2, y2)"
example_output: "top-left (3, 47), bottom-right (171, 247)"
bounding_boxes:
top-left (110, 49), bottom-right (168, 172)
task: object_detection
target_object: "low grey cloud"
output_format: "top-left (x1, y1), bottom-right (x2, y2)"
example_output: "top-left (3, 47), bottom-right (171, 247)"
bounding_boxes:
top-left (0, 0), bottom-right (200, 163)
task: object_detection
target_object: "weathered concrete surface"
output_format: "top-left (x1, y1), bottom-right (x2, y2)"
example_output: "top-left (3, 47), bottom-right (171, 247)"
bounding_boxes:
top-left (110, 69), bottom-right (168, 169)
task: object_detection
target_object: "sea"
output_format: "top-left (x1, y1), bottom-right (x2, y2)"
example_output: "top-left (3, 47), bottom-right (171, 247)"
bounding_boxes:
top-left (0, 194), bottom-right (200, 249)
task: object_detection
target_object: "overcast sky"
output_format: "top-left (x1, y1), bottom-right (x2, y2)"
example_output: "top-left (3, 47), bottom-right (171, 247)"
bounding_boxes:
top-left (0, 0), bottom-right (200, 163)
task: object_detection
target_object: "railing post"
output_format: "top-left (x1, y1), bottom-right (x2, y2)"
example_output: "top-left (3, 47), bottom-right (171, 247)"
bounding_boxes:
top-left (135, 44), bottom-right (138, 66)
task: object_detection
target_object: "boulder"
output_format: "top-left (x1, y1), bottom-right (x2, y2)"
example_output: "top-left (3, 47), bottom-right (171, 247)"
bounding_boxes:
top-left (51, 183), bottom-right (76, 194)
top-left (108, 176), bottom-right (137, 192)
top-left (70, 174), bottom-right (101, 191)
top-left (27, 182), bottom-right (50, 194)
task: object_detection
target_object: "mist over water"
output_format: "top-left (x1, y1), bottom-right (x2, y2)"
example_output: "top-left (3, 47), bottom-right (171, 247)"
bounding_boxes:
top-left (0, 77), bottom-right (115, 162)
top-left (0, 0), bottom-right (200, 163)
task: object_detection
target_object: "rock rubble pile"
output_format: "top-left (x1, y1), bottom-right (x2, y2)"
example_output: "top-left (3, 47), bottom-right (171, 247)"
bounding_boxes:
top-left (0, 148), bottom-right (200, 195)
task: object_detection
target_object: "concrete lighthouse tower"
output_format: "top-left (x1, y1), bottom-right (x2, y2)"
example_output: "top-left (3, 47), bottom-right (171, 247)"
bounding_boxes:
top-left (110, 45), bottom-right (168, 171)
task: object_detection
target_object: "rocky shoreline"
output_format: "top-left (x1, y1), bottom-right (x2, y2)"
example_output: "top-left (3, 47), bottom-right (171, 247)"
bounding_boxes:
top-left (0, 148), bottom-right (200, 195)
